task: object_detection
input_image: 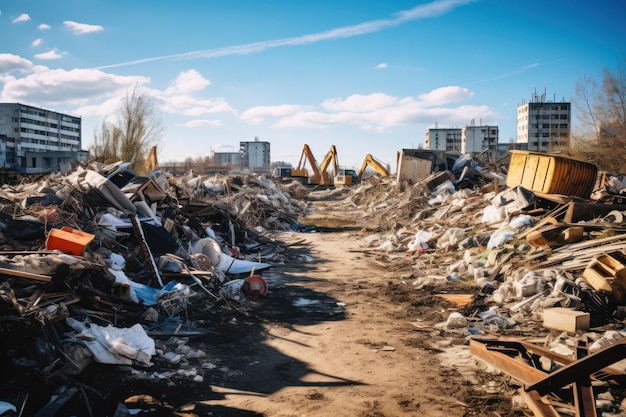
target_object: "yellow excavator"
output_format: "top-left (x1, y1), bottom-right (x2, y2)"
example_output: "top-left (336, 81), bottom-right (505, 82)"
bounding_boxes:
top-left (290, 144), bottom-right (322, 185)
top-left (313, 145), bottom-right (338, 186)
top-left (357, 154), bottom-right (390, 181)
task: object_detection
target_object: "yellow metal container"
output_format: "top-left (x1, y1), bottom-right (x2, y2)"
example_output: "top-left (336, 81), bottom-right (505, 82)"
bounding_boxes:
top-left (505, 150), bottom-right (598, 199)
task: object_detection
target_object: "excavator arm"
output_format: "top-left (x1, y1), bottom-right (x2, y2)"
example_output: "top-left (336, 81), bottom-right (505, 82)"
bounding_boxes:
top-left (317, 145), bottom-right (338, 185)
top-left (293, 144), bottom-right (322, 181)
top-left (358, 154), bottom-right (390, 179)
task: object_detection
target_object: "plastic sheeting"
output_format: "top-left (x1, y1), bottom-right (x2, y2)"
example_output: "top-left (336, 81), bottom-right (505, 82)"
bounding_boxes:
top-left (191, 237), bottom-right (271, 274)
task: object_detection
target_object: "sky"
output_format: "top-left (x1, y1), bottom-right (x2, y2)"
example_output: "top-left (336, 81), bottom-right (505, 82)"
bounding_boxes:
top-left (1, 0), bottom-right (625, 170)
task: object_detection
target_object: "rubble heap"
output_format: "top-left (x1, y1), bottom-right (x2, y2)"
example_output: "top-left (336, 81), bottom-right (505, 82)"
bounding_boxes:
top-left (0, 162), bottom-right (310, 416)
top-left (349, 153), bottom-right (626, 416)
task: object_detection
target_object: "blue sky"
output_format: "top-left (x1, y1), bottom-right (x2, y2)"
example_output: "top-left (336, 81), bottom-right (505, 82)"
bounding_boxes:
top-left (1, 0), bottom-right (624, 169)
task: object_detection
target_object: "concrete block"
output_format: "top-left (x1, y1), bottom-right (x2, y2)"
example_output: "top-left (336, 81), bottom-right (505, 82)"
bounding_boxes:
top-left (543, 307), bottom-right (590, 333)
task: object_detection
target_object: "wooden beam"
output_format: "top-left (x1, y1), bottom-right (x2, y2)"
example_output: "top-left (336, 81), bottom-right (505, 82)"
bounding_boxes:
top-left (0, 267), bottom-right (52, 283)
top-left (526, 340), bottom-right (626, 396)
top-left (469, 339), bottom-right (548, 386)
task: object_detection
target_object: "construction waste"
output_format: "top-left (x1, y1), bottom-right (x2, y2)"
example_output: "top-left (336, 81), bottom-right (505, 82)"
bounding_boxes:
top-left (0, 152), bottom-right (625, 416)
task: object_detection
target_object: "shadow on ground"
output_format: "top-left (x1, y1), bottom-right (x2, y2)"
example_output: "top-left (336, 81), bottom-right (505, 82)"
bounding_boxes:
top-left (1, 232), bottom-right (362, 417)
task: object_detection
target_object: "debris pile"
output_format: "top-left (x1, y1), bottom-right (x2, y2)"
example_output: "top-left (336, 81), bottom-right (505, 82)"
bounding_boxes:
top-left (0, 149), bottom-right (625, 416)
top-left (349, 151), bottom-right (626, 416)
top-left (0, 162), bottom-right (309, 416)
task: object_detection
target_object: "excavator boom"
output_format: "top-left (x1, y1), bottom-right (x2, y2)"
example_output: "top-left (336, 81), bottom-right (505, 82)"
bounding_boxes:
top-left (293, 144), bottom-right (321, 181)
top-left (358, 154), bottom-right (390, 179)
top-left (316, 145), bottom-right (338, 185)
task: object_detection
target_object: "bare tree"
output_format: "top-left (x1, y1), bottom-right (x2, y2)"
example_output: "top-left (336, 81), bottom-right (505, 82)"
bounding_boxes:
top-left (566, 60), bottom-right (626, 173)
top-left (90, 85), bottom-right (166, 174)
top-left (90, 117), bottom-right (122, 163)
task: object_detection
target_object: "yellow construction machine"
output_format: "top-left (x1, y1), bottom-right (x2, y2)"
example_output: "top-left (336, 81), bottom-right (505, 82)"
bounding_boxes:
top-left (313, 145), bottom-right (338, 186)
top-left (357, 154), bottom-right (390, 181)
top-left (289, 144), bottom-right (322, 185)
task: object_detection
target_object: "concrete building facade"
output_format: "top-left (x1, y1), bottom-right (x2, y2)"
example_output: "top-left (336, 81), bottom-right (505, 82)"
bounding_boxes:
top-left (214, 152), bottom-right (242, 167)
top-left (0, 103), bottom-right (87, 173)
top-left (240, 137), bottom-right (270, 172)
top-left (462, 124), bottom-right (499, 154)
top-left (517, 92), bottom-right (571, 152)
top-left (425, 128), bottom-right (462, 152)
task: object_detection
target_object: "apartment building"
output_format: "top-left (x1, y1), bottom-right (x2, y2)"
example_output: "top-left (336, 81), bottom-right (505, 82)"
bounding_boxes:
top-left (240, 137), bottom-right (270, 172)
top-left (0, 103), bottom-right (88, 173)
top-left (462, 123), bottom-right (499, 153)
top-left (211, 137), bottom-right (271, 173)
top-left (425, 128), bottom-right (462, 152)
top-left (214, 152), bottom-right (242, 167)
top-left (517, 92), bottom-right (571, 151)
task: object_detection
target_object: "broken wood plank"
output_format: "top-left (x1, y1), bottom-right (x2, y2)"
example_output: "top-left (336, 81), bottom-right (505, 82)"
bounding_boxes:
top-left (526, 339), bottom-right (626, 397)
top-left (0, 267), bottom-right (52, 283)
top-left (436, 293), bottom-right (473, 307)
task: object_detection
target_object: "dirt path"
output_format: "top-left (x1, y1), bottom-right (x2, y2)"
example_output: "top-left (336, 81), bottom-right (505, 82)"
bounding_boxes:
top-left (197, 228), bottom-right (493, 417)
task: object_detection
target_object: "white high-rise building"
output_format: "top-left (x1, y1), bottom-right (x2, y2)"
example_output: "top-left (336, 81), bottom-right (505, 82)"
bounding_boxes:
top-left (517, 91), bottom-right (571, 152)
top-left (240, 137), bottom-right (270, 172)
top-left (462, 122), bottom-right (499, 153)
top-left (425, 128), bottom-right (462, 152)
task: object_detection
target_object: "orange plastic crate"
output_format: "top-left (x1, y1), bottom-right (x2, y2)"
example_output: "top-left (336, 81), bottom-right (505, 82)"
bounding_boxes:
top-left (46, 226), bottom-right (95, 256)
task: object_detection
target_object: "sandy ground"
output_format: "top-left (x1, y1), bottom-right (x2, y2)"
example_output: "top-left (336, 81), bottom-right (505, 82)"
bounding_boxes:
top-left (189, 195), bottom-right (513, 417)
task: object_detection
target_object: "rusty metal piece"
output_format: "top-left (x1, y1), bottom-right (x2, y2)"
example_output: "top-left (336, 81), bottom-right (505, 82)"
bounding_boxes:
top-left (470, 337), bottom-right (626, 417)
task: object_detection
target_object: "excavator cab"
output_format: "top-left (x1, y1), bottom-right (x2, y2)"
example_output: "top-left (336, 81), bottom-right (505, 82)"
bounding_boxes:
top-left (335, 168), bottom-right (358, 186)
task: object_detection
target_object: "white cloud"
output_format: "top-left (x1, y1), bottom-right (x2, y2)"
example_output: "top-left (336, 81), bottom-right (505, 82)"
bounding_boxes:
top-left (0, 66), bottom-right (148, 107)
top-left (96, 0), bottom-right (476, 70)
top-left (63, 21), bottom-right (104, 35)
top-left (240, 104), bottom-right (310, 125)
top-left (0, 53), bottom-right (35, 75)
top-left (74, 96), bottom-right (124, 118)
top-left (0, 55), bottom-right (235, 128)
top-left (395, 0), bottom-right (478, 21)
top-left (178, 119), bottom-right (223, 128)
top-left (321, 93), bottom-right (398, 112)
top-left (159, 94), bottom-right (235, 116)
top-left (375, 63), bottom-right (388, 69)
top-left (31, 38), bottom-right (43, 47)
top-left (12, 13), bottom-right (30, 23)
top-left (158, 70), bottom-right (234, 117)
top-left (417, 86), bottom-right (473, 106)
top-left (165, 69), bottom-right (210, 94)
top-left (475, 63), bottom-right (542, 84)
top-left (38, 24), bottom-right (51, 31)
top-left (241, 85), bottom-right (495, 132)
top-left (34, 49), bottom-right (65, 60)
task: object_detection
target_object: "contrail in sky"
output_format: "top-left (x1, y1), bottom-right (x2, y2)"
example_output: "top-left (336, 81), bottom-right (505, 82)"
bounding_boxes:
top-left (95, 0), bottom-right (476, 70)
